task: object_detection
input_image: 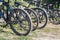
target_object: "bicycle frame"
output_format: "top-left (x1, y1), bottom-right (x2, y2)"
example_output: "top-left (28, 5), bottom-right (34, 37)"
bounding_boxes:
top-left (0, 0), bottom-right (14, 22)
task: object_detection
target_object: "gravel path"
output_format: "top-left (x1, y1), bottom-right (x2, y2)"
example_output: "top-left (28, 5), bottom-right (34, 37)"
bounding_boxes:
top-left (32, 23), bottom-right (60, 40)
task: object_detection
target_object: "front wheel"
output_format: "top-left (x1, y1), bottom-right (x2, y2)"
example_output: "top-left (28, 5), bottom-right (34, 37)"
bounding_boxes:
top-left (9, 8), bottom-right (32, 36)
top-left (32, 8), bottom-right (48, 29)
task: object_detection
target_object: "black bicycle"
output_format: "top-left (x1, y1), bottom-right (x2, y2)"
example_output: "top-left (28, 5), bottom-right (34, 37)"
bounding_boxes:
top-left (27, 0), bottom-right (48, 29)
top-left (14, 0), bottom-right (39, 31)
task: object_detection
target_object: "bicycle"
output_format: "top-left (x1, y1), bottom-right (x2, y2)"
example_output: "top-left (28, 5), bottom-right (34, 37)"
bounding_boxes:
top-left (0, 0), bottom-right (32, 36)
top-left (27, 0), bottom-right (48, 29)
top-left (42, 3), bottom-right (60, 24)
top-left (14, 0), bottom-right (39, 31)
top-left (51, 9), bottom-right (60, 24)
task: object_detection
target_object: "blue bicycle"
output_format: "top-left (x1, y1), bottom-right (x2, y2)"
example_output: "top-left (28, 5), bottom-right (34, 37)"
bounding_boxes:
top-left (0, 0), bottom-right (32, 36)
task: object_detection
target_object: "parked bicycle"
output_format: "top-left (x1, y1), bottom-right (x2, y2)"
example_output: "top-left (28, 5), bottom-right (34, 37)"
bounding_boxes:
top-left (42, 2), bottom-right (60, 24)
top-left (27, 0), bottom-right (48, 29)
top-left (13, 0), bottom-right (39, 31)
top-left (0, 0), bottom-right (32, 36)
top-left (37, 0), bottom-right (60, 24)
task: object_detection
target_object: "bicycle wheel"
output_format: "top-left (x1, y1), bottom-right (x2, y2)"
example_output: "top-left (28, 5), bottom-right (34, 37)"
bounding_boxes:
top-left (24, 8), bottom-right (39, 31)
top-left (48, 10), bottom-right (56, 23)
top-left (32, 8), bottom-right (48, 29)
top-left (49, 10), bottom-right (60, 24)
top-left (9, 8), bottom-right (32, 36)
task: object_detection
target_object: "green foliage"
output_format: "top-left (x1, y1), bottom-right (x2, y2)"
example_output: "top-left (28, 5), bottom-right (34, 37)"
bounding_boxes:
top-left (0, 37), bottom-right (7, 40)
top-left (18, 36), bottom-right (32, 40)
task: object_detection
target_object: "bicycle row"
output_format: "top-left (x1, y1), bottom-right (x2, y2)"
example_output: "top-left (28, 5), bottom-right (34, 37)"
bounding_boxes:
top-left (0, 0), bottom-right (60, 36)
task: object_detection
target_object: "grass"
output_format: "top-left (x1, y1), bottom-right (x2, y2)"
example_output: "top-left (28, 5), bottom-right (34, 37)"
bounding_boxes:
top-left (0, 26), bottom-right (39, 40)
top-left (0, 27), bottom-right (32, 40)
top-left (0, 37), bottom-right (7, 40)
top-left (0, 36), bottom-right (32, 40)
top-left (0, 25), bottom-right (35, 40)
top-left (17, 36), bottom-right (32, 40)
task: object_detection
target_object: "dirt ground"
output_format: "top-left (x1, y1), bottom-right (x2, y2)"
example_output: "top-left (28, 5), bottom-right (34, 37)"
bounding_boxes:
top-left (0, 21), bottom-right (60, 40)
top-left (32, 23), bottom-right (60, 40)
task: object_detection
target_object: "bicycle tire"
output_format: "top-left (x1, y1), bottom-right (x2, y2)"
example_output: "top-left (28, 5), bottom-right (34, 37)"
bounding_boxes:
top-left (32, 8), bottom-right (48, 29)
top-left (49, 9), bottom-right (60, 24)
top-left (24, 8), bottom-right (39, 31)
top-left (9, 8), bottom-right (32, 36)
